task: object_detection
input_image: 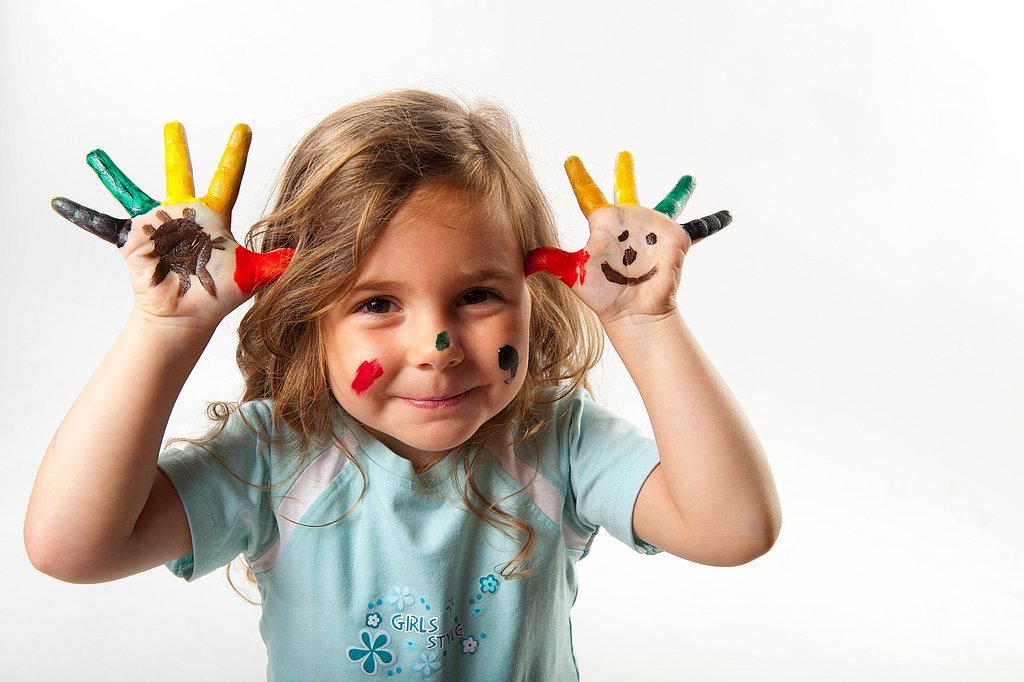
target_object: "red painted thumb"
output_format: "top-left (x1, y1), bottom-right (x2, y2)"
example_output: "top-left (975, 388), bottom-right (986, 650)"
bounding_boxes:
top-left (524, 247), bottom-right (589, 288)
top-left (234, 246), bottom-right (295, 295)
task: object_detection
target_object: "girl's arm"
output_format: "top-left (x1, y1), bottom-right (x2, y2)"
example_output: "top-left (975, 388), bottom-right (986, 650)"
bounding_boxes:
top-left (24, 123), bottom-right (292, 583)
top-left (527, 152), bottom-right (780, 566)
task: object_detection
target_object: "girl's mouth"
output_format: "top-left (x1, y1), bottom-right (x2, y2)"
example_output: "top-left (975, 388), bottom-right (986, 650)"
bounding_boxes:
top-left (400, 388), bottom-right (473, 409)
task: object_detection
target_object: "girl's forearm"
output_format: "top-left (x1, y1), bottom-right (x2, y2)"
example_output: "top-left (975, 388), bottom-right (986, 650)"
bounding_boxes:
top-left (24, 311), bottom-right (214, 579)
top-left (605, 310), bottom-right (781, 549)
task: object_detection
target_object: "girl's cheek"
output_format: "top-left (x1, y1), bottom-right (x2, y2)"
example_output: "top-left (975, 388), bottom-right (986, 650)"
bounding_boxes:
top-left (351, 359), bottom-right (384, 395)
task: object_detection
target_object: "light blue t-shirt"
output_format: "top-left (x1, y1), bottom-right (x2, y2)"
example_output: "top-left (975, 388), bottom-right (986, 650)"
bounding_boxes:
top-left (159, 389), bottom-right (662, 680)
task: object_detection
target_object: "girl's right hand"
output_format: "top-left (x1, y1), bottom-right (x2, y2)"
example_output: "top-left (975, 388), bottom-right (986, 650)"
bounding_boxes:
top-left (52, 122), bottom-right (293, 330)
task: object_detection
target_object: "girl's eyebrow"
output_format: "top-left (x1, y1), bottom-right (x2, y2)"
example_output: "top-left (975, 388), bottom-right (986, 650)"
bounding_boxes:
top-left (348, 268), bottom-right (522, 296)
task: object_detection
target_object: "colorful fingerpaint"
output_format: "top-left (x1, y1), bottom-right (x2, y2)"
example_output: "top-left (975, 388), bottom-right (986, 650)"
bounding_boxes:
top-left (203, 124), bottom-right (252, 214)
top-left (164, 122), bottom-right (197, 203)
top-left (50, 197), bottom-right (132, 247)
top-left (564, 156), bottom-right (610, 216)
top-left (613, 151), bottom-right (640, 206)
top-left (234, 246), bottom-right (295, 295)
top-left (497, 345), bottom-right (519, 384)
top-left (352, 359), bottom-right (384, 395)
top-left (680, 210), bottom-right (732, 243)
top-left (142, 208), bottom-right (226, 297)
top-left (435, 331), bottom-right (451, 351)
top-left (652, 175), bottom-right (696, 220)
top-left (86, 149), bottom-right (160, 217)
top-left (524, 247), bottom-right (589, 287)
top-left (601, 262), bottom-right (658, 286)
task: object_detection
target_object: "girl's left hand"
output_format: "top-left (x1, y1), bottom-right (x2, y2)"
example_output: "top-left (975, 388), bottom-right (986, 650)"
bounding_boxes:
top-left (526, 152), bottom-right (726, 326)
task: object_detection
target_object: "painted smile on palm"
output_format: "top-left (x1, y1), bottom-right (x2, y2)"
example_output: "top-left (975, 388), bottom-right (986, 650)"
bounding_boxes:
top-left (601, 228), bottom-right (658, 286)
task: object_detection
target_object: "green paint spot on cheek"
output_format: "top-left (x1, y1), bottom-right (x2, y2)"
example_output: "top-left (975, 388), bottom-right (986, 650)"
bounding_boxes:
top-left (435, 331), bottom-right (450, 351)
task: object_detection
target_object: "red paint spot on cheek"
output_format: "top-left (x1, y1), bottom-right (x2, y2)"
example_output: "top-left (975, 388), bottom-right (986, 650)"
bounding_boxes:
top-left (351, 359), bottom-right (384, 395)
top-left (234, 246), bottom-right (295, 295)
top-left (524, 247), bottom-right (590, 287)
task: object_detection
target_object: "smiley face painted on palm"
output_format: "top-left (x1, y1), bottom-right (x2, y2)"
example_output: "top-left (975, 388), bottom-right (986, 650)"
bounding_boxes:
top-left (602, 227), bottom-right (659, 286)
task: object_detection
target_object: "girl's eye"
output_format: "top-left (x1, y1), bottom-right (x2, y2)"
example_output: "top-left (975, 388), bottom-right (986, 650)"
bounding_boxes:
top-left (460, 289), bottom-right (498, 306)
top-left (357, 298), bottom-right (395, 315)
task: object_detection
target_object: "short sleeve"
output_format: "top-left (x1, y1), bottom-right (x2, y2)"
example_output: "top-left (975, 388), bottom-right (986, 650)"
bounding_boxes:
top-left (157, 401), bottom-right (279, 581)
top-left (559, 390), bottom-right (663, 555)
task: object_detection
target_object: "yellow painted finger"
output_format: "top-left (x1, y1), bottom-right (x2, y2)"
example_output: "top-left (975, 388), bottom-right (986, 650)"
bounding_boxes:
top-left (164, 122), bottom-right (197, 203)
top-left (203, 124), bottom-right (252, 214)
top-left (565, 156), bottom-right (610, 217)
top-left (613, 151), bottom-right (640, 206)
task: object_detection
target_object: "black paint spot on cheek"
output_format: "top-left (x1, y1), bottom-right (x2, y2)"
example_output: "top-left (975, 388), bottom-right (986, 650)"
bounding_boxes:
top-left (497, 345), bottom-right (519, 383)
top-left (646, 232), bottom-right (657, 245)
top-left (617, 230), bottom-right (629, 242)
top-left (622, 247), bottom-right (637, 266)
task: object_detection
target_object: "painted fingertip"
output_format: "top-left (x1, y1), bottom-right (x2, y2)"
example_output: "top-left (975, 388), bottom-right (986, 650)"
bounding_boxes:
top-left (85, 149), bottom-right (160, 217)
top-left (524, 247), bottom-right (590, 287)
top-left (51, 196), bottom-right (132, 247)
top-left (680, 210), bottom-right (732, 243)
top-left (230, 123), bottom-right (253, 147)
top-left (652, 175), bottom-right (697, 219)
top-left (233, 246), bottom-right (295, 295)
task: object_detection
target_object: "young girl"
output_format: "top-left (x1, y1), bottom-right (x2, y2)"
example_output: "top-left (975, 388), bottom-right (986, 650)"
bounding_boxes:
top-left (26, 90), bottom-right (780, 679)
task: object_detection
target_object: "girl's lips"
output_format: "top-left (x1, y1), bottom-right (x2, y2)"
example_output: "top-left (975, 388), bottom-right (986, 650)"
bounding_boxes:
top-left (400, 388), bottom-right (473, 409)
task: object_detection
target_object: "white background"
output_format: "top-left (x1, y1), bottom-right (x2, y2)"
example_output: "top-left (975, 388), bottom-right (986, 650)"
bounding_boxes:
top-left (3, 1), bottom-right (1022, 679)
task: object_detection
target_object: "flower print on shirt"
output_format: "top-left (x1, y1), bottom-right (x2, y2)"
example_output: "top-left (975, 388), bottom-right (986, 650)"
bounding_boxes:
top-left (479, 574), bottom-right (499, 594)
top-left (461, 636), bottom-right (479, 655)
top-left (366, 612), bottom-right (382, 629)
top-left (346, 629), bottom-right (396, 675)
top-left (414, 651), bottom-right (442, 677)
top-left (388, 584), bottom-right (415, 611)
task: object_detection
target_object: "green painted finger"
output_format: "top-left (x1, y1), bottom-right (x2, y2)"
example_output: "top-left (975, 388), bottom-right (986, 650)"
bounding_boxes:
top-left (86, 149), bottom-right (160, 217)
top-left (652, 175), bottom-right (696, 219)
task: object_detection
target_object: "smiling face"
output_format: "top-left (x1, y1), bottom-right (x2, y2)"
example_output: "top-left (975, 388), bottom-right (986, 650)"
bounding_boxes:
top-left (321, 184), bottom-right (531, 470)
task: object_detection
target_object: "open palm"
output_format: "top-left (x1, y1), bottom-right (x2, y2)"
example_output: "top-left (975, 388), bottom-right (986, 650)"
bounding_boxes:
top-left (526, 152), bottom-right (731, 324)
top-left (52, 122), bottom-right (293, 327)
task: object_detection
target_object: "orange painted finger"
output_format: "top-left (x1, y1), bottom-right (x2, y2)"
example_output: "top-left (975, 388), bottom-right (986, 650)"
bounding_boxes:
top-left (203, 124), bottom-right (252, 214)
top-left (164, 122), bottom-right (196, 202)
top-left (564, 156), bottom-right (610, 217)
top-left (613, 151), bottom-right (639, 206)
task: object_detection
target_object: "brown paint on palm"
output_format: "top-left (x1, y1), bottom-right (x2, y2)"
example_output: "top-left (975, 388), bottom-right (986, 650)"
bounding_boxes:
top-left (142, 208), bottom-right (226, 297)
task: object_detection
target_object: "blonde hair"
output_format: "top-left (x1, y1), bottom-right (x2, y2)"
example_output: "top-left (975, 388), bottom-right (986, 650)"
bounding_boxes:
top-left (219, 89), bottom-right (603, 582)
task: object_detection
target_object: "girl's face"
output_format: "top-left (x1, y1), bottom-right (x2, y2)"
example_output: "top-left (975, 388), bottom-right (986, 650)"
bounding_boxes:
top-left (322, 184), bottom-right (531, 470)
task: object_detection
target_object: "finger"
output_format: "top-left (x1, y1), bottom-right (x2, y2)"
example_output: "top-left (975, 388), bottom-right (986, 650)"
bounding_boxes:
top-left (524, 246), bottom-right (590, 287)
top-left (164, 122), bottom-right (197, 202)
top-left (613, 151), bottom-right (640, 206)
top-left (86, 150), bottom-right (160, 217)
top-left (564, 156), bottom-right (610, 217)
top-left (652, 175), bottom-right (696, 219)
top-left (203, 123), bottom-right (252, 215)
top-left (680, 210), bottom-right (732, 243)
top-left (233, 246), bottom-right (295, 295)
top-left (51, 196), bottom-right (133, 247)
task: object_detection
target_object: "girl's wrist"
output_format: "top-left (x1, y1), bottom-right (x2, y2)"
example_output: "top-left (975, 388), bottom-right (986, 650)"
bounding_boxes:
top-left (127, 307), bottom-right (220, 347)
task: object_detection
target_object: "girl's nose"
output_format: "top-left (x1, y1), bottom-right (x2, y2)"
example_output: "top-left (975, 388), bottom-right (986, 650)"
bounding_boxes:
top-left (409, 328), bottom-right (464, 370)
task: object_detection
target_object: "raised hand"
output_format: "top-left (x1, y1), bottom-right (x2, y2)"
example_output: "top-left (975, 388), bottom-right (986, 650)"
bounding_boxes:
top-left (525, 152), bottom-right (731, 323)
top-left (52, 122), bottom-right (293, 326)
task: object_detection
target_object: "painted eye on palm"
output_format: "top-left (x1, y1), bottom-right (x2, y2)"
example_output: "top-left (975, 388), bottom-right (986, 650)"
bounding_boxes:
top-left (51, 122), bottom-right (294, 298)
top-left (525, 151), bottom-right (732, 288)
